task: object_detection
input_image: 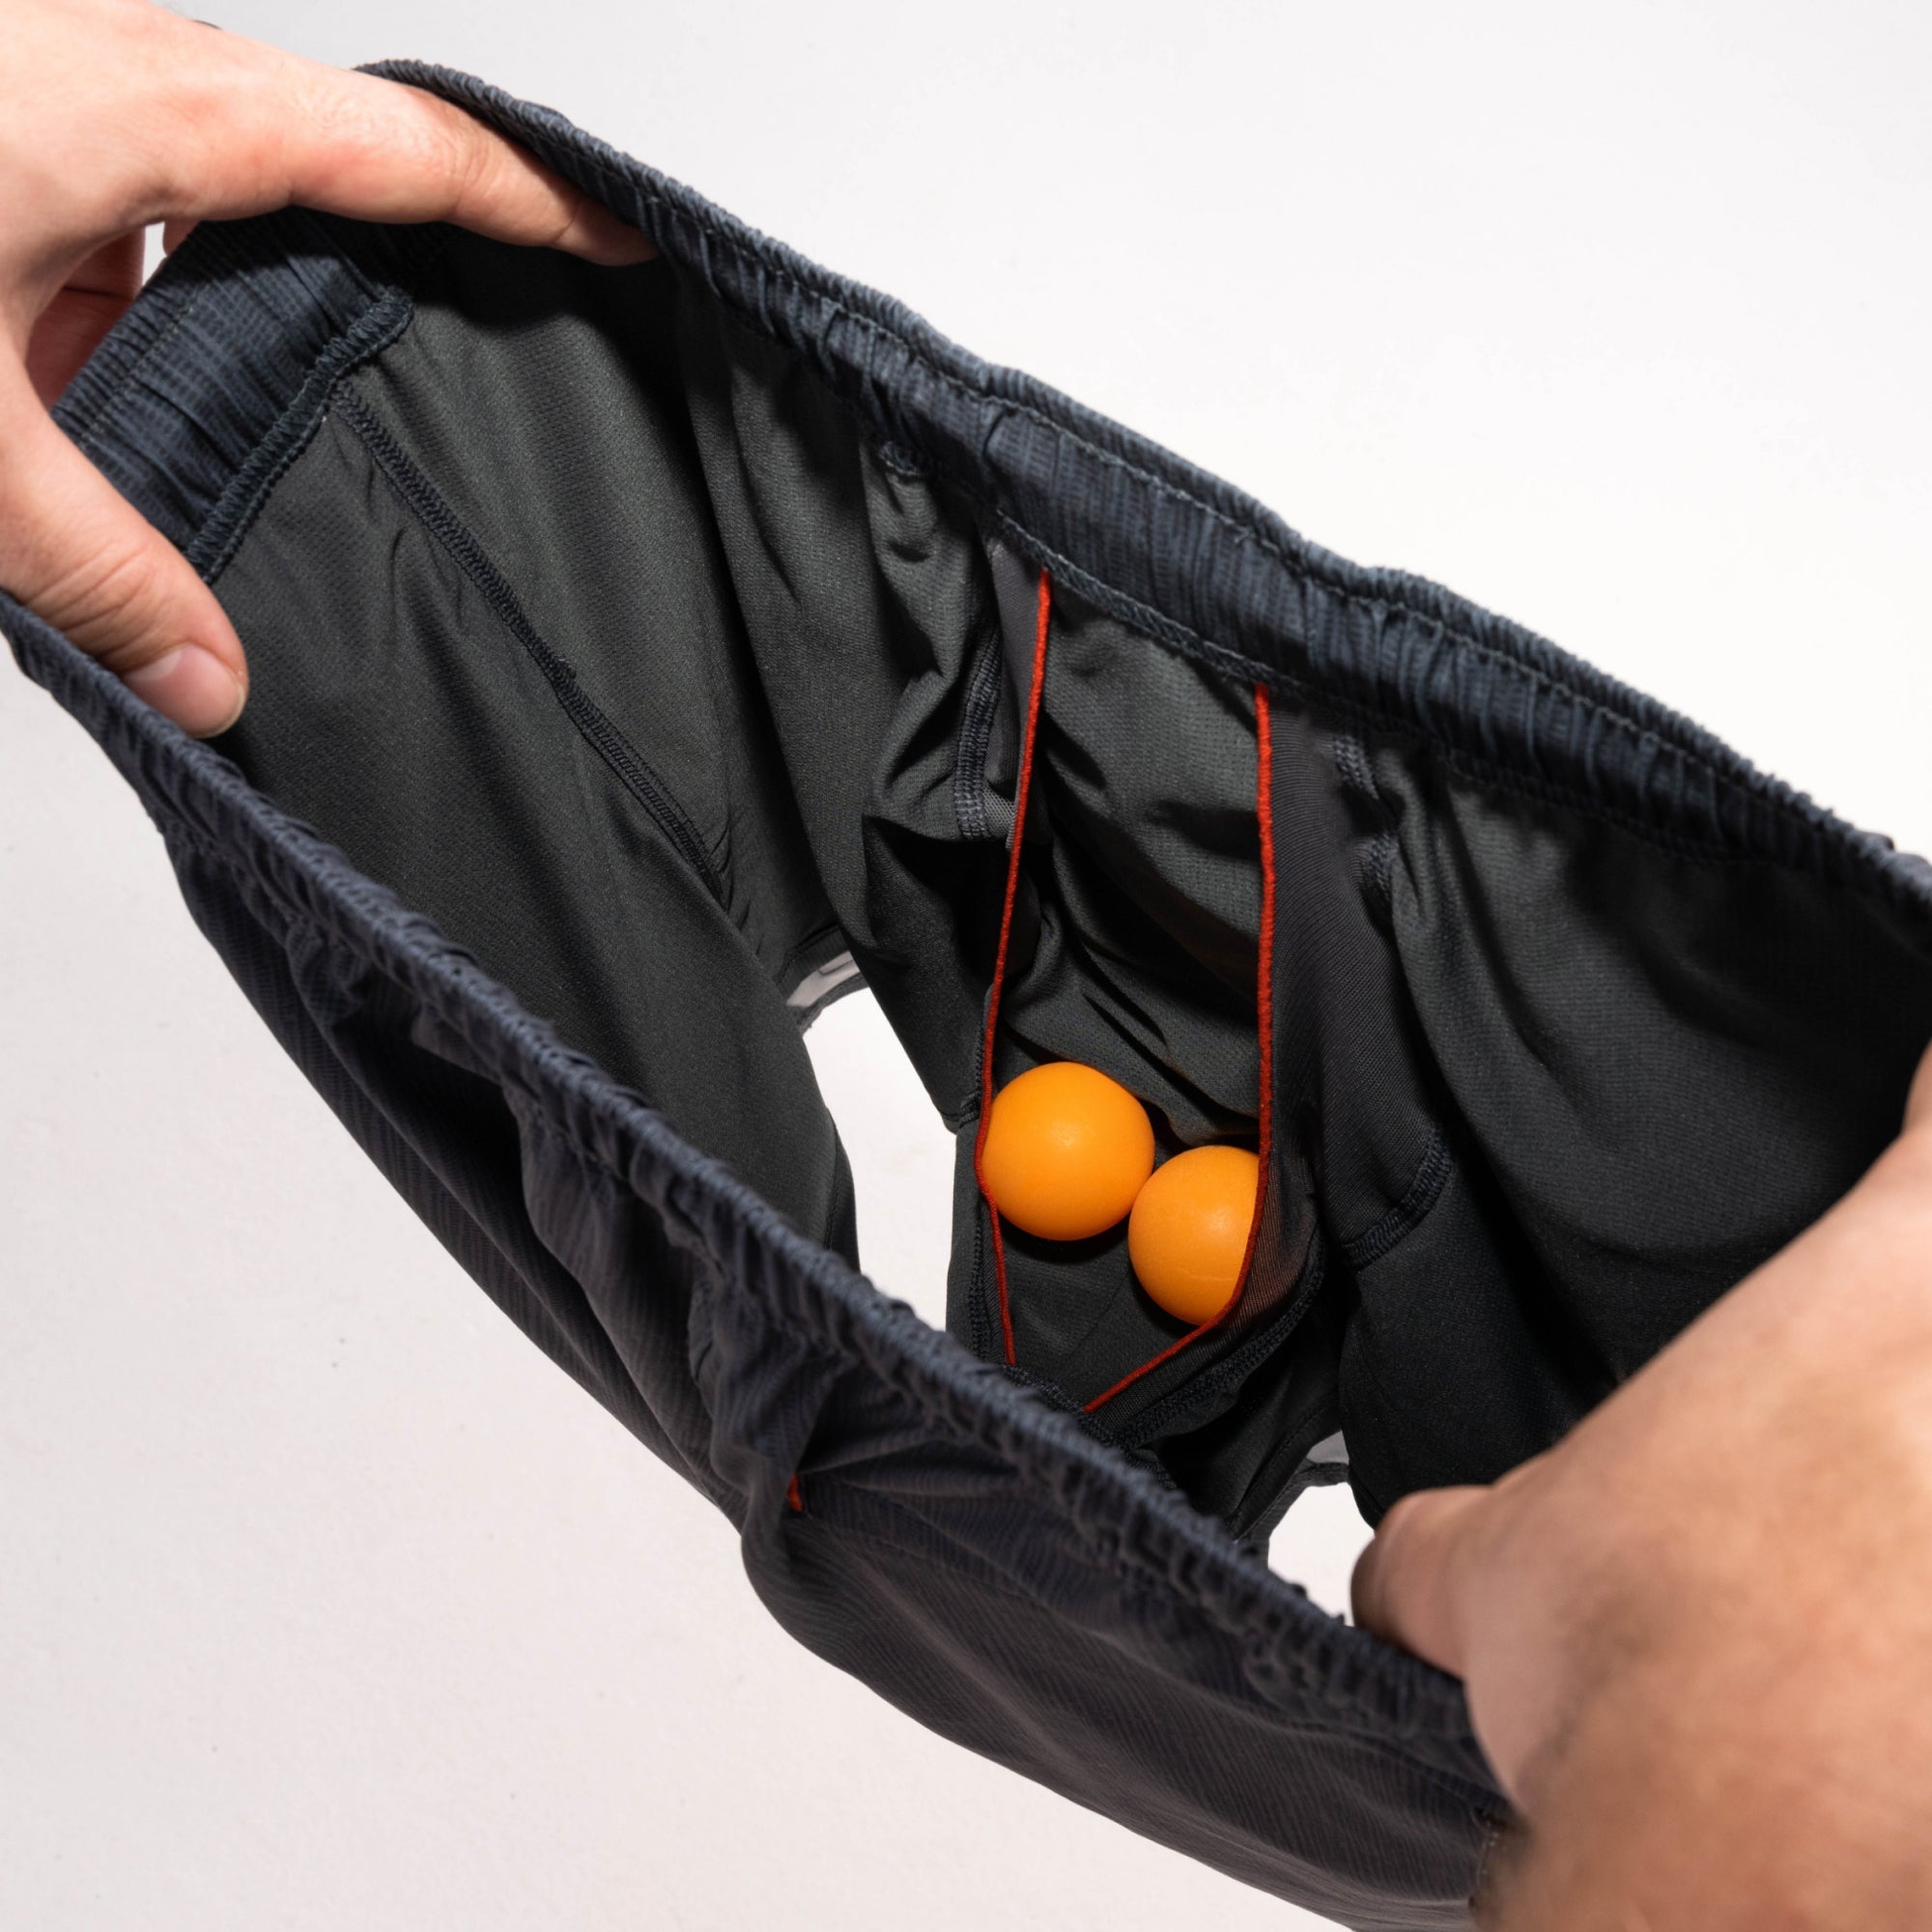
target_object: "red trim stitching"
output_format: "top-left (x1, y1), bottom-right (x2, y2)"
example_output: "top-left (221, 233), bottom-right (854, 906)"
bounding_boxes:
top-left (1083, 681), bottom-right (1276, 1412)
top-left (785, 1473), bottom-right (804, 1513)
top-left (971, 569), bottom-right (1055, 1367)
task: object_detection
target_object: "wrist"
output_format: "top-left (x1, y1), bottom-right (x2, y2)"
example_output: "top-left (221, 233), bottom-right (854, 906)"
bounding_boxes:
top-left (1489, 1643), bottom-right (1932, 1930)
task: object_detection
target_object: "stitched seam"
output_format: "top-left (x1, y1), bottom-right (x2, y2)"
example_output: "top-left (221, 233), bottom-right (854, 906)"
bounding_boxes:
top-left (1111, 1237), bottom-right (1329, 1450)
top-left (1341, 1127), bottom-right (1454, 1272)
top-left (186, 286), bottom-right (416, 583)
top-left (329, 384), bottom-right (727, 907)
top-left (1362, 830), bottom-right (1398, 919)
top-left (1085, 679), bottom-right (1281, 1416)
top-left (967, 1163), bottom-right (991, 1360)
top-left (971, 569), bottom-right (1053, 1368)
top-left (1332, 733), bottom-right (1401, 922)
top-left (952, 621), bottom-right (1006, 841)
top-left (1331, 731), bottom-right (1378, 798)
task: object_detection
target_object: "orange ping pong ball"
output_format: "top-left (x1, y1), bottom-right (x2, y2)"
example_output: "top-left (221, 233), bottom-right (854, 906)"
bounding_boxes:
top-left (1127, 1145), bottom-right (1261, 1324)
top-left (980, 1062), bottom-right (1155, 1241)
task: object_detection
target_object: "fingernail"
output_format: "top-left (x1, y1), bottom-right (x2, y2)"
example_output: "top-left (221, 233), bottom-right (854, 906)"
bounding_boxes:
top-left (124, 645), bottom-right (247, 737)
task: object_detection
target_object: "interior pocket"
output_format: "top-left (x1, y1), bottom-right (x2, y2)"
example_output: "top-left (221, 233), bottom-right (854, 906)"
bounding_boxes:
top-left (941, 567), bottom-right (1341, 1533)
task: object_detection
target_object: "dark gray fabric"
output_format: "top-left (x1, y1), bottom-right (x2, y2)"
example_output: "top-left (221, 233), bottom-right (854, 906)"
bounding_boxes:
top-left (207, 224), bottom-right (1314, 1463)
top-left (948, 590), bottom-right (1304, 1431)
top-left (211, 242), bottom-right (859, 1252)
top-left (15, 61), bottom-right (1932, 1930)
top-left (1343, 751), bottom-right (1932, 1508)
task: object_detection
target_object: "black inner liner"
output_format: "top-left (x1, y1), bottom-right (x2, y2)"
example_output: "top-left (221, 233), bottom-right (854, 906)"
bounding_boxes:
top-left (207, 226), bottom-right (1932, 1540)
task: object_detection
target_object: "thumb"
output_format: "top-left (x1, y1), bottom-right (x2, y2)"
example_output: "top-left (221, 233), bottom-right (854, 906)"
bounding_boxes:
top-left (1350, 1483), bottom-right (1492, 1677)
top-left (0, 364), bottom-right (246, 736)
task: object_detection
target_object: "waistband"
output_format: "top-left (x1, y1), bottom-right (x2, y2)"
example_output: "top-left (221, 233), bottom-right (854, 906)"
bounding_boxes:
top-left (51, 60), bottom-right (1932, 924)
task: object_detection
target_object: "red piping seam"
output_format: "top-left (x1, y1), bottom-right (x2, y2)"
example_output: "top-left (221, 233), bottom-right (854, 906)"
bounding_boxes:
top-left (971, 568), bottom-right (1054, 1367)
top-left (1083, 682), bottom-right (1276, 1413)
top-left (785, 1473), bottom-right (804, 1513)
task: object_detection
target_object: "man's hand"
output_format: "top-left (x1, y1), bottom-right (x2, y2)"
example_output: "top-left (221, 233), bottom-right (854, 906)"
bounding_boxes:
top-left (1, 0), bottom-right (650, 735)
top-left (1353, 1043), bottom-right (1932, 1926)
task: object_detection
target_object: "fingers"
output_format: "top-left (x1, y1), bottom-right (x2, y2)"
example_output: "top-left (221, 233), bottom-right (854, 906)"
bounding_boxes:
top-left (0, 364), bottom-right (245, 736)
top-left (25, 230), bottom-right (145, 404)
top-left (157, 25), bottom-right (653, 267)
top-left (0, 1), bottom-right (656, 740)
top-left (1350, 1484), bottom-right (1490, 1678)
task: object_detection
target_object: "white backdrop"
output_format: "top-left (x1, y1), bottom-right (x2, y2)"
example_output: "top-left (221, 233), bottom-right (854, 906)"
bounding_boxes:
top-left (4, 4), bottom-right (1928, 1927)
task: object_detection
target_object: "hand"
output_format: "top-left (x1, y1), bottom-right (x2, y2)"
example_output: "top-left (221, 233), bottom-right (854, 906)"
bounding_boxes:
top-left (1, 0), bottom-right (650, 736)
top-left (1353, 1042), bottom-right (1932, 1926)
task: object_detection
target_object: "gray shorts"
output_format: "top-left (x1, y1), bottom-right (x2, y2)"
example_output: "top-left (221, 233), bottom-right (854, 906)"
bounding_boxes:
top-left (13, 62), bottom-right (1931, 1928)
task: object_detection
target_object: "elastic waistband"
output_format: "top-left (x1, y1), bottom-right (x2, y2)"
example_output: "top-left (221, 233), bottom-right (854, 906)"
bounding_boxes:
top-left (54, 60), bottom-right (1932, 922)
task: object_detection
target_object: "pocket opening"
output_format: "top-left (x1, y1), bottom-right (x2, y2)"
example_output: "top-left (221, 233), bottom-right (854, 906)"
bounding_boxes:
top-left (966, 570), bottom-right (1307, 1442)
